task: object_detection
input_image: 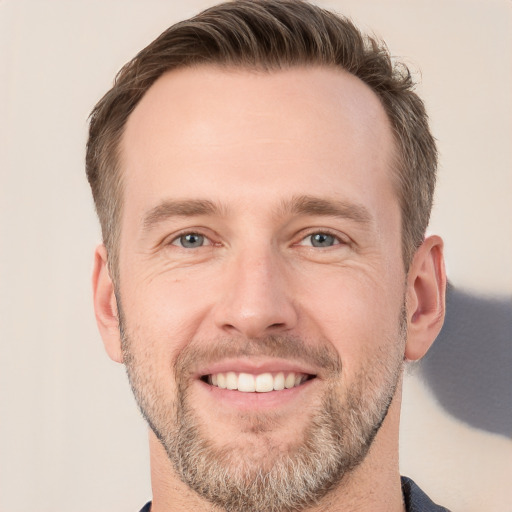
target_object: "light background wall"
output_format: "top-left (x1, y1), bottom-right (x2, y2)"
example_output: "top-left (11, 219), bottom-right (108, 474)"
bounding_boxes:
top-left (0, 1), bottom-right (510, 511)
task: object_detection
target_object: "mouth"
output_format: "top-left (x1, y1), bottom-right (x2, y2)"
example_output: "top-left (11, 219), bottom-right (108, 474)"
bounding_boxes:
top-left (201, 371), bottom-right (316, 393)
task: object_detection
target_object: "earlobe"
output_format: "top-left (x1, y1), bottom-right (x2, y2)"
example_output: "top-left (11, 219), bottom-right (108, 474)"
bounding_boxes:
top-left (92, 244), bottom-right (123, 363)
top-left (404, 235), bottom-right (446, 361)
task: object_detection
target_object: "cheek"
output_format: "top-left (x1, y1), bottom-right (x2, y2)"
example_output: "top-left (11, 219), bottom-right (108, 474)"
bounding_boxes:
top-left (119, 271), bottom-right (217, 360)
top-left (293, 266), bottom-right (405, 370)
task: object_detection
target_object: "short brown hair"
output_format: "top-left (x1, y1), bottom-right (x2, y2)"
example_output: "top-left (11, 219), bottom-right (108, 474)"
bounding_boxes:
top-left (86, 0), bottom-right (437, 279)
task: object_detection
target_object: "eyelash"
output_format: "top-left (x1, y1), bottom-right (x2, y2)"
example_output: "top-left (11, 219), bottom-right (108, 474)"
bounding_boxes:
top-left (170, 231), bottom-right (213, 248)
top-left (296, 230), bottom-right (347, 248)
top-left (168, 229), bottom-right (347, 249)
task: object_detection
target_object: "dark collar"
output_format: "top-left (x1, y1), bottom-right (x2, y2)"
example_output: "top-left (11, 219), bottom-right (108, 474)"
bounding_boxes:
top-left (401, 476), bottom-right (451, 512)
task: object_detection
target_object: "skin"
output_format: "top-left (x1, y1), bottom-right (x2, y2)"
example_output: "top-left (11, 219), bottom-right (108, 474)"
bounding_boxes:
top-left (93, 66), bottom-right (446, 511)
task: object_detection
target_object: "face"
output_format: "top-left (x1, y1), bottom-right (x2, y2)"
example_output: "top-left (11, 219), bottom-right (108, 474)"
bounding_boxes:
top-left (116, 66), bottom-right (407, 510)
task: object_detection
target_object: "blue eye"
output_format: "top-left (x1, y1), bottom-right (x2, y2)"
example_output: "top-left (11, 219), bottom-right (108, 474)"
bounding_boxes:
top-left (174, 233), bottom-right (205, 248)
top-left (309, 233), bottom-right (337, 247)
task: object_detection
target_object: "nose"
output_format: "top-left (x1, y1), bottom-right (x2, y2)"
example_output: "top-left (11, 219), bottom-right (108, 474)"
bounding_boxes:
top-left (213, 247), bottom-right (298, 338)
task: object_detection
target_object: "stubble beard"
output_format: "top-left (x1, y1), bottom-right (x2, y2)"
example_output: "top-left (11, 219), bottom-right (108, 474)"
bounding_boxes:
top-left (120, 313), bottom-right (406, 512)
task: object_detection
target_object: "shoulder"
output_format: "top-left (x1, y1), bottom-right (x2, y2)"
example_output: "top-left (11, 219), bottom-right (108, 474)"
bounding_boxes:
top-left (401, 476), bottom-right (452, 512)
top-left (138, 502), bottom-right (152, 512)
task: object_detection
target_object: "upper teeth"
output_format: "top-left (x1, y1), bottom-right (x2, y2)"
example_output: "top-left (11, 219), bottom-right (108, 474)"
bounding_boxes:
top-left (208, 372), bottom-right (308, 393)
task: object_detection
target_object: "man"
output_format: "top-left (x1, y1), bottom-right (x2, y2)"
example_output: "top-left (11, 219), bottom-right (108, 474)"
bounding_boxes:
top-left (86, 1), bottom-right (448, 510)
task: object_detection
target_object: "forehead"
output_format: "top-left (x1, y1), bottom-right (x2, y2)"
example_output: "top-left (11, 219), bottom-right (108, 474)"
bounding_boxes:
top-left (120, 65), bottom-right (397, 220)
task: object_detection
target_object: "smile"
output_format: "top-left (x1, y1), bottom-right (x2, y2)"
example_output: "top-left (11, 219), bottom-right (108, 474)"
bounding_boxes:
top-left (203, 372), bottom-right (314, 393)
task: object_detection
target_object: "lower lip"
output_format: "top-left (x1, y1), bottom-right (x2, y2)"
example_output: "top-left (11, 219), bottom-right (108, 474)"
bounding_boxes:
top-left (197, 378), bottom-right (316, 410)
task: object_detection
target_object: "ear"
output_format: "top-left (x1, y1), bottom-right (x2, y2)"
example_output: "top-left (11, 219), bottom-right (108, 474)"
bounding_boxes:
top-left (92, 244), bottom-right (123, 363)
top-left (404, 235), bottom-right (446, 361)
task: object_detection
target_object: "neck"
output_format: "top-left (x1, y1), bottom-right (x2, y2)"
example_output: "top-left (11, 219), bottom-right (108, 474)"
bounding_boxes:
top-left (149, 383), bottom-right (405, 512)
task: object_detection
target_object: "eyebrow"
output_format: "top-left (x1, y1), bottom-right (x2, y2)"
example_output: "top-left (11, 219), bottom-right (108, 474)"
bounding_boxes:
top-left (276, 195), bottom-right (373, 225)
top-left (142, 199), bottom-right (225, 231)
top-left (141, 194), bottom-right (372, 232)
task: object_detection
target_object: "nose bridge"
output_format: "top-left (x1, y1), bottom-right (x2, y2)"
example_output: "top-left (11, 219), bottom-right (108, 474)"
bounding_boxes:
top-left (213, 242), bottom-right (297, 337)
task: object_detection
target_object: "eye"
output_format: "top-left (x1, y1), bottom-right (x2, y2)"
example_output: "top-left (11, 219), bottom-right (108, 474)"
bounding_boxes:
top-left (300, 232), bottom-right (341, 248)
top-left (171, 233), bottom-right (208, 248)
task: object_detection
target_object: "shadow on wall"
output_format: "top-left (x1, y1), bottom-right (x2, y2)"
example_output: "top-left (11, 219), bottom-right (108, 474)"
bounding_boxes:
top-left (418, 283), bottom-right (512, 439)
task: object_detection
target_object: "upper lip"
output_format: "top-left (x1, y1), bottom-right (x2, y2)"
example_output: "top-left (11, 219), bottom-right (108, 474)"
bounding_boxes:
top-left (195, 357), bottom-right (319, 379)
